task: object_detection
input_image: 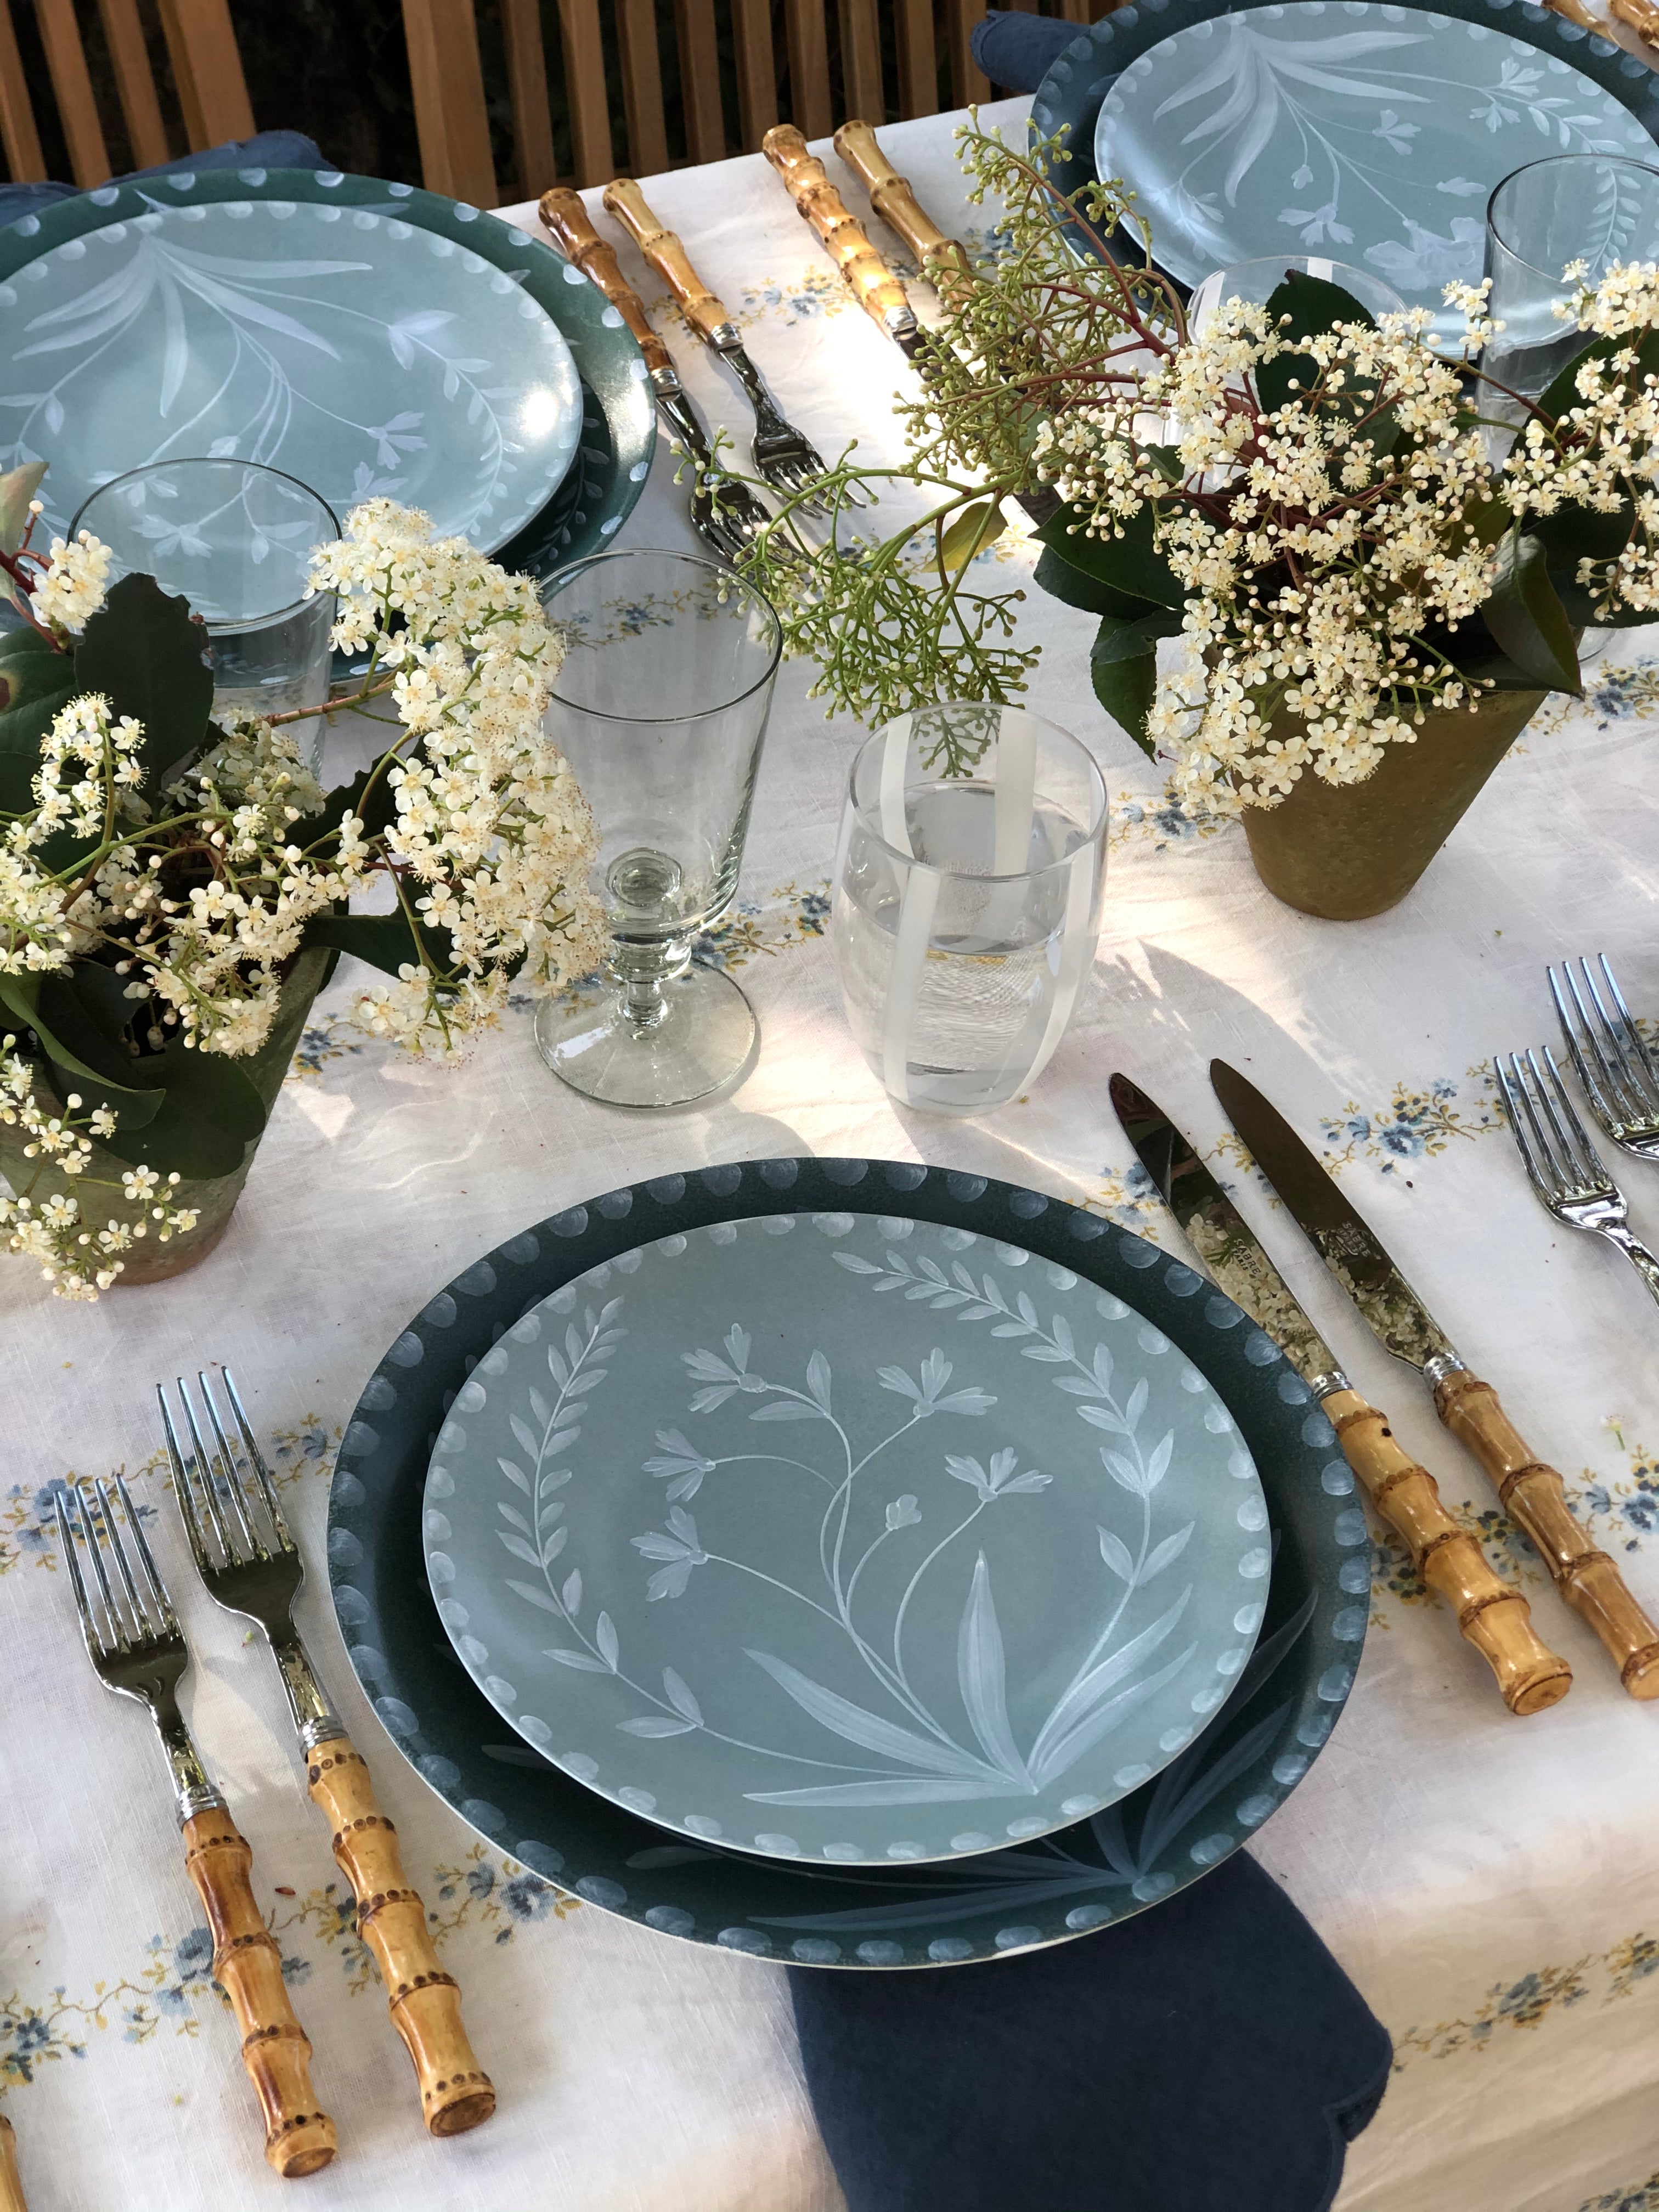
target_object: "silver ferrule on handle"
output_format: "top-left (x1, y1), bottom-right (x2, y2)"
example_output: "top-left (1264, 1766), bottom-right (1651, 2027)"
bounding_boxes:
top-left (269, 1629), bottom-right (346, 1751)
top-left (1309, 1369), bottom-right (1353, 1401)
top-left (155, 1711), bottom-right (224, 1825)
top-left (1421, 1351), bottom-right (1469, 1391)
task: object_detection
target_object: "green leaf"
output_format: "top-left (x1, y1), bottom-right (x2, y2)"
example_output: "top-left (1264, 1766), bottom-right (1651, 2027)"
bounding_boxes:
top-left (1255, 270), bottom-right (1379, 414)
top-left (1033, 546), bottom-right (1156, 621)
top-left (0, 461), bottom-right (47, 558)
top-left (92, 1041), bottom-right (264, 1178)
top-left (0, 627), bottom-right (77, 814)
top-left (935, 497), bottom-right (1005, 576)
top-left (1481, 529), bottom-right (1581, 693)
top-left (301, 909), bottom-right (456, 978)
top-left (1090, 615), bottom-right (1163, 758)
top-left (73, 572), bottom-right (213, 794)
top-left (0, 969), bottom-right (164, 1127)
top-left (1036, 500), bottom-right (1185, 611)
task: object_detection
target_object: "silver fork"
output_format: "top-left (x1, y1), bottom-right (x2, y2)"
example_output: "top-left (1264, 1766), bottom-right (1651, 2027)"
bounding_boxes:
top-left (159, 1368), bottom-right (494, 2138)
top-left (1496, 1046), bottom-right (1659, 1311)
top-left (1549, 954), bottom-right (1659, 1164)
top-left (55, 1477), bottom-right (336, 2176)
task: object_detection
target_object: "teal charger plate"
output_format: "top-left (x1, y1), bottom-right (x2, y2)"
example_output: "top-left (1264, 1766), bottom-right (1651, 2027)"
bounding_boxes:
top-left (1030, 0), bottom-right (1659, 282)
top-left (329, 1159), bottom-right (1370, 1969)
top-left (0, 167), bottom-right (654, 585)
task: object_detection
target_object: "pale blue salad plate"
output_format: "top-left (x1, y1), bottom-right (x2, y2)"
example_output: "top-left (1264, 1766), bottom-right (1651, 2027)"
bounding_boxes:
top-left (0, 168), bottom-right (654, 577)
top-left (1031, 0), bottom-right (1659, 332)
top-left (425, 1211), bottom-right (1270, 1867)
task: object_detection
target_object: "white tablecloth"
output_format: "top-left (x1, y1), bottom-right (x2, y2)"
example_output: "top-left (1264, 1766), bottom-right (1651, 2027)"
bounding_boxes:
top-left (5, 99), bottom-right (1659, 2212)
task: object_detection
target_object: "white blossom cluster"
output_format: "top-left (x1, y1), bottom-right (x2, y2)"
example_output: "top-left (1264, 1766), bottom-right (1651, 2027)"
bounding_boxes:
top-left (28, 524), bottom-right (112, 636)
top-left (1034, 272), bottom-right (1659, 812)
top-left (1, 501), bottom-right (605, 1297)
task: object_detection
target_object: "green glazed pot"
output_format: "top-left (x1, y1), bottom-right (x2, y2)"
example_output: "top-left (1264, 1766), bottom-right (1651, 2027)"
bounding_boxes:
top-left (1238, 687), bottom-right (1548, 921)
top-left (0, 947), bottom-right (330, 1287)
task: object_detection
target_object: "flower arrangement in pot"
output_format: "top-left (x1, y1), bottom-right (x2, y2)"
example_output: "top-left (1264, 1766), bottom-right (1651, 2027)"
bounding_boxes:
top-left (735, 125), bottom-right (1659, 918)
top-left (0, 478), bottom-right (603, 1298)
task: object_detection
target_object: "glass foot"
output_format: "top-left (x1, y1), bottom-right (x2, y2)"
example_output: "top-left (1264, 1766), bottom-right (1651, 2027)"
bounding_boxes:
top-left (534, 964), bottom-right (760, 1109)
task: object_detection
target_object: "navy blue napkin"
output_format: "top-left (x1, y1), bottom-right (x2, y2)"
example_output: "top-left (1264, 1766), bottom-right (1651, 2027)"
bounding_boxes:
top-left (789, 1851), bottom-right (1391, 2212)
top-left (0, 129), bottom-right (326, 234)
top-left (972, 10), bottom-right (1081, 93)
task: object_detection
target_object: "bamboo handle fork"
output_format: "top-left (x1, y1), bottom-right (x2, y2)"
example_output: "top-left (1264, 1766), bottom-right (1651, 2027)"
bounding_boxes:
top-left (57, 1479), bottom-right (336, 2177)
top-left (158, 1370), bottom-right (495, 2136)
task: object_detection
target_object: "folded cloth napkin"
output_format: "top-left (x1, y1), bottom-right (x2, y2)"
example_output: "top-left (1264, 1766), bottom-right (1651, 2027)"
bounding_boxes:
top-left (971, 10), bottom-right (1082, 93)
top-left (0, 130), bottom-right (325, 234)
top-left (789, 1852), bottom-right (1392, 2212)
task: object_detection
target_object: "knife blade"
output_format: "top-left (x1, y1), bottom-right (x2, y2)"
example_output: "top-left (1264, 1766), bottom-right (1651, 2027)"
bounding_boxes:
top-left (1210, 1059), bottom-right (1659, 1701)
top-left (1109, 1073), bottom-right (1571, 1716)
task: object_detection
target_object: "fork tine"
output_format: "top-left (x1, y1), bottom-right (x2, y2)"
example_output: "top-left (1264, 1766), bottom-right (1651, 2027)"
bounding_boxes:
top-left (198, 1373), bottom-right (270, 1564)
top-left (75, 1483), bottom-right (129, 1652)
top-left (1551, 962), bottom-right (1628, 1126)
top-left (176, 1378), bottom-right (241, 1563)
top-left (95, 1477), bottom-right (149, 1634)
top-left (1593, 956), bottom-right (1659, 1114)
top-left (218, 1368), bottom-right (297, 1556)
top-left (116, 1473), bottom-right (179, 1634)
top-left (1568, 957), bottom-right (1640, 1121)
top-left (55, 1488), bottom-right (103, 1659)
top-left (1497, 1053), bottom-right (1561, 1204)
top-left (1537, 1045), bottom-right (1607, 1188)
top-left (159, 1383), bottom-right (216, 1578)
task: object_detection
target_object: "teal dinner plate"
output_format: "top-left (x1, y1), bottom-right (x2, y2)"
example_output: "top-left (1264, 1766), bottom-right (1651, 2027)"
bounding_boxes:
top-left (0, 168), bottom-right (654, 582)
top-left (330, 1159), bottom-right (1369, 1967)
top-left (423, 1212), bottom-right (1269, 1867)
top-left (1032, 0), bottom-right (1659, 324)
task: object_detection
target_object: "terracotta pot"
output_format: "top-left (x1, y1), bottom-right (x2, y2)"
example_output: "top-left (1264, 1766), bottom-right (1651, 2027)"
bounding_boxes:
top-left (0, 947), bottom-right (330, 1287)
top-left (1239, 687), bottom-right (1548, 921)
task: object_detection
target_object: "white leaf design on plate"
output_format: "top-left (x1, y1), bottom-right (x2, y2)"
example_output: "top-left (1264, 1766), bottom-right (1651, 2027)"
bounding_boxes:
top-left (662, 1668), bottom-right (703, 1723)
top-left (750, 1401), bottom-right (824, 1423)
top-left (496, 1530), bottom-right (541, 1568)
top-left (496, 1457), bottom-right (530, 1495)
top-left (1098, 1528), bottom-right (1136, 1584)
top-left (746, 1650), bottom-right (997, 1779)
top-left (1140, 1521), bottom-right (1194, 1584)
top-left (505, 1577), bottom-right (561, 1614)
top-left (546, 1646), bottom-right (611, 1671)
top-left (497, 1501), bottom-right (531, 1537)
top-left (510, 1413), bottom-right (540, 1460)
top-left (562, 1570), bottom-right (582, 1615)
top-left (619, 1716), bottom-right (697, 1736)
top-left (956, 1556), bottom-right (1029, 1784)
top-left (1028, 1590), bottom-right (1195, 1786)
top-left (596, 1611), bottom-right (619, 1670)
top-left (805, 1351), bottom-right (832, 1413)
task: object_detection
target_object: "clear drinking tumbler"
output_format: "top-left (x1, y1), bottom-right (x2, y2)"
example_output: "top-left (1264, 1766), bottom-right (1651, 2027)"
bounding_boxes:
top-left (832, 703), bottom-right (1108, 1115)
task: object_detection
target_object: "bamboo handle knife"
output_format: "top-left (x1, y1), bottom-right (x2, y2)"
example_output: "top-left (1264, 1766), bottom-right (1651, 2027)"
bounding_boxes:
top-left (1322, 1390), bottom-right (1572, 1714)
top-left (761, 125), bottom-right (918, 342)
top-left (1436, 1374), bottom-right (1659, 1697)
top-left (832, 120), bottom-right (974, 296)
top-left (538, 188), bottom-right (674, 377)
top-left (603, 179), bottom-right (734, 345)
top-left (0, 2117), bottom-right (27, 2212)
top-left (182, 1808), bottom-right (338, 2177)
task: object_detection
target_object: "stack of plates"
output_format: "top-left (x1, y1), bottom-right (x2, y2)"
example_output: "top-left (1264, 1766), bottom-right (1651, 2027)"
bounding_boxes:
top-left (0, 167), bottom-right (654, 579)
top-left (330, 1158), bottom-right (1369, 1969)
top-left (1031, 0), bottom-right (1659, 332)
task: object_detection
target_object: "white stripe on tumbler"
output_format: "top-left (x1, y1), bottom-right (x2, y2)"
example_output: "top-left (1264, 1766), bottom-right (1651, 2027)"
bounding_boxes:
top-left (878, 712), bottom-right (915, 856)
top-left (1008, 839), bottom-right (1099, 1094)
top-left (991, 708), bottom-right (1036, 876)
top-left (881, 863), bottom-right (941, 1108)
